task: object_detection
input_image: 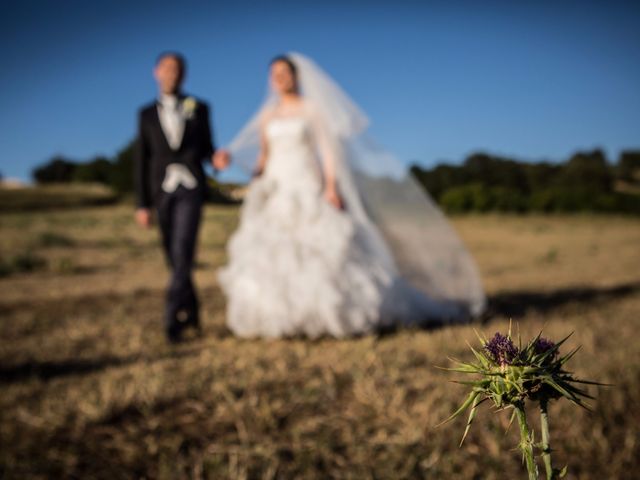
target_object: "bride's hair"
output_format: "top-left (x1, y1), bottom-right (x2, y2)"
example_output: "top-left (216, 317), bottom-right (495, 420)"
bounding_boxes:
top-left (269, 54), bottom-right (299, 93)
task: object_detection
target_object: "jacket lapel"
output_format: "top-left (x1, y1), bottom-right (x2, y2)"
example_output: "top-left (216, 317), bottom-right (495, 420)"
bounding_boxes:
top-left (152, 102), bottom-right (174, 152)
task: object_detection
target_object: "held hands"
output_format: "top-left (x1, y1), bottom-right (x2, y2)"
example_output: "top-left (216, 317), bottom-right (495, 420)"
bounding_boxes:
top-left (251, 165), bottom-right (264, 178)
top-left (213, 149), bottom-right (231, 171)
top-left (135, 208), bottom-right (153, 229)
top-left (324, 185), bottom-right (344, 210)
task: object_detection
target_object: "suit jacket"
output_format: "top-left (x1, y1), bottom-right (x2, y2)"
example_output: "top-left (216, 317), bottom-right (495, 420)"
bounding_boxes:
top-left (134, 93), bottom-right (216, 208)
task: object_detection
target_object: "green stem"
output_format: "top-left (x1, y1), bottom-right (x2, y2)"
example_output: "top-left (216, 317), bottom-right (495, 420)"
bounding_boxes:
top-left (539, 399), bottom-right (554, 479)
top-left (515, 403), bottom-right (538, 480)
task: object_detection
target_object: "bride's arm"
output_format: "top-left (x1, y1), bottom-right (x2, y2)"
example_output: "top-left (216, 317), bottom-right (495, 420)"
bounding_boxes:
top-left (253, 124), bottom-right (268, 177)
top-left (252, 113), bottom-right (270, 177)
top-left (309, 105), bottom-right (343, 209)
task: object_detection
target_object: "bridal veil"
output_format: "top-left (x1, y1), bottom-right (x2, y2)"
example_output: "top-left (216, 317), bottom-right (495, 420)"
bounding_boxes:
top-left (225, 51), bottom-right (486, 318)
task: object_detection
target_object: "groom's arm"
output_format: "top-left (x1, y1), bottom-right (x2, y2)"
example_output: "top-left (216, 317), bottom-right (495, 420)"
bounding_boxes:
top-left (203, 101), bottom-right (231, 172)
top-left (134, 109), bottom-right (152, 210)
top-left (200, 102), bottom-right (217, 172)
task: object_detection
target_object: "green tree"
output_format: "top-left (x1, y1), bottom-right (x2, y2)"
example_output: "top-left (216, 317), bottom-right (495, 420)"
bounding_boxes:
top-left (463, 153), bottom-right (529, 192)
top-left (32, 156), bottom-right (77, 183)
top-left (617, 150), bottom-right (640, 183)
top-left (108, 140), bottom-right (135, 193)
top-left (72, 156), bottom-right (113, 184)
top-left (558, 149), bottom-right (612, 193)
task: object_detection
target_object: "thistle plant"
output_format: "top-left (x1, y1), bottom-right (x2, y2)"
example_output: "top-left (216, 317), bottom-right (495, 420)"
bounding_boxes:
top-left (439, 323), bottom-right (607, 479)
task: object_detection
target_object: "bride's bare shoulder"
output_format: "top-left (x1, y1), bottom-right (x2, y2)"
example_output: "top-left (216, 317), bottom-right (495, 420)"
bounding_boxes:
top-left (301, 98), bottom-right (321, 113)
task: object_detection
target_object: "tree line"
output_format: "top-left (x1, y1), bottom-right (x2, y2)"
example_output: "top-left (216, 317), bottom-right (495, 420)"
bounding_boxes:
top-left (32, 141), bottom-right (136, 194)
top-left (31, 141), bottom-right (640, 213)
top-left (410, 149), bottom-right (640, 213)
top-left (31, 140), bottom-right (237, 203)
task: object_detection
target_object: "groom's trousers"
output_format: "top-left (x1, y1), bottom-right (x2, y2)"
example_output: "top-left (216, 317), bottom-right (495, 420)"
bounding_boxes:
top-left (155, 184), bottom-right (205, 332)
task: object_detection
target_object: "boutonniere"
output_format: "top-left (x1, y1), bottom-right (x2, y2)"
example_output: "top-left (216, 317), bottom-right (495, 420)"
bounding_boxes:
top-left (182, 96), bottom-right (197, 119)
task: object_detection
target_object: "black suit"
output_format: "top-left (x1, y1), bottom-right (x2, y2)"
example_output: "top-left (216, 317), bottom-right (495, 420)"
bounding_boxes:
top-left (134, 93), bottom-right (216, 338)
top-left (135, 94), bottom-right (215, 208)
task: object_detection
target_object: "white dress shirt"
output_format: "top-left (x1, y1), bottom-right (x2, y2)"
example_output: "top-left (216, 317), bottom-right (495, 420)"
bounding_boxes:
top-left (157, 94), bottom-right (197, 193)
top-left (157, 93), bottom-right (185, 150)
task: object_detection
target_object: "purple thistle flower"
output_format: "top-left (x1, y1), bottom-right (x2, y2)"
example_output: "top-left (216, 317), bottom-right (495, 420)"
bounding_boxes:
top-left (534, 337), bottom-right (558, 357)
top-left (484, 332), bottom-right (519, 366)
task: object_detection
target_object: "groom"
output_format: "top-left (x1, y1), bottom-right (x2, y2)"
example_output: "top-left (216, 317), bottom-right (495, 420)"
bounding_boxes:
top-left (134, 51), bottom-right (229, 343)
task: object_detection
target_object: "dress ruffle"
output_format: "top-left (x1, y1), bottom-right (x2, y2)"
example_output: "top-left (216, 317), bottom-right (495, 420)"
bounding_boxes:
top-left (217, 172), bottom-right (397, 338)
top-left (217, 115), bottom-right (469, 339)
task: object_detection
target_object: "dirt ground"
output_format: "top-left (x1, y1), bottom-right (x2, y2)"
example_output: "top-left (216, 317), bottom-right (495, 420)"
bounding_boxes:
top-left (1, 204), bottom-right (638, 479)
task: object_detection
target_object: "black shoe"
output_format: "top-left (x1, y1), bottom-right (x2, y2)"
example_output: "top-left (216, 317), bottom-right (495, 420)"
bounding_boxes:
top-left (186, 314), bottom-right (201, 333)
top-left (166, 323), bottom-right (184, 344)
top-left (177, 309), bottom-right (201, 334)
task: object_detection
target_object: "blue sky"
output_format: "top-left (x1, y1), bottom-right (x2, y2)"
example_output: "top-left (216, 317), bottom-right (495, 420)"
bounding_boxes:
top-left (1, 0), bottom-right (639, 183)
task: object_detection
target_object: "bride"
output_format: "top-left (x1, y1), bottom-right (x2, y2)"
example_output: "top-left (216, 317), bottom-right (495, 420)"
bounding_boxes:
top-left (214, 52), bottom-right (486, 339)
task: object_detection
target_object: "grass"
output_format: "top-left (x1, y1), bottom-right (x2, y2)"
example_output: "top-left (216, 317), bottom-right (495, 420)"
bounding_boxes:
top-left (0, 183), bottom-right (119, 211)
top-left (0, 203), bottom-right (639, 479)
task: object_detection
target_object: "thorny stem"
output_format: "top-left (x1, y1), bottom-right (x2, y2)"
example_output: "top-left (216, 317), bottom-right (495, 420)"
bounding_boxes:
top-left (515, 403), bottom-right (538, 480)
top-left (539, 399), bottom-right (554, 479)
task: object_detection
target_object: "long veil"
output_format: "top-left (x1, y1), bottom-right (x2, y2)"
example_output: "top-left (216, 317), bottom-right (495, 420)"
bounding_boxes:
top-left (225, 51), bottom-right (486, 319)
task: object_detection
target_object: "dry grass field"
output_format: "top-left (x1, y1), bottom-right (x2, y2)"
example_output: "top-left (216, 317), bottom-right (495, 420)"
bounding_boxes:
top-left (0, 201), bottom-right (639, 479)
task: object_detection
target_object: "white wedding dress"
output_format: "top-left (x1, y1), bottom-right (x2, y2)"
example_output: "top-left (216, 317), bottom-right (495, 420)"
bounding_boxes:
top-left (217, 109), bottom-right (468, 339)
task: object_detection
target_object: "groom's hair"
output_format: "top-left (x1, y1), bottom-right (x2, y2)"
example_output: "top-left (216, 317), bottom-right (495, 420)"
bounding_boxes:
top-left (156, 51), bottom-right (187, 75)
